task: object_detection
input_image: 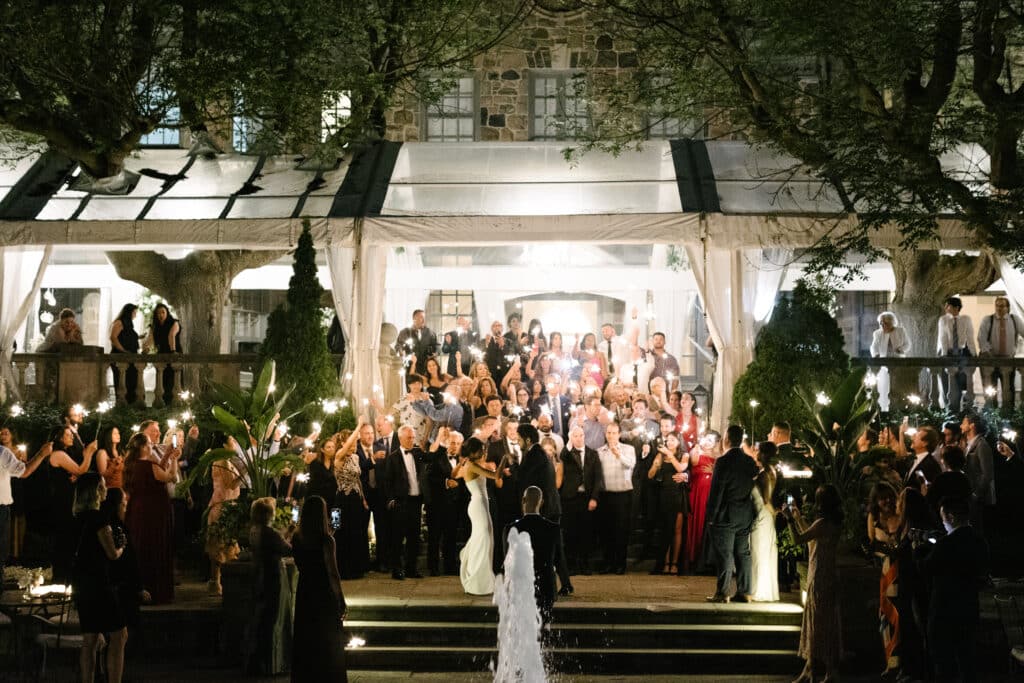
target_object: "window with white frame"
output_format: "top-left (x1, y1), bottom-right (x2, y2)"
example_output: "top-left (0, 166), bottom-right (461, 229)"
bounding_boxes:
top-left (531, 72), bottom-right (589, 140)
top-left (426, 290), bottom-right (476, 339)
top-left (322, 91), bottom-right (352, 142)
top-left (647, 76), bottom-right (705, 140)
top-left (424, 77), bottom-right (475, 142)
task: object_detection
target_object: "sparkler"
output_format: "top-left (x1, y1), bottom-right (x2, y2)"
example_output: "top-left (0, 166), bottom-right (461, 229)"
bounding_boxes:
top-left (9, 404), bottom-right (23, 418)
top-left (296, 472), bottom-right (310, 483)
top-left (312, 422), bottom-right (321, 434)
top-left (984, 386), bottom-right (997, 398)
top-left (94, 401), bottom-right (112, 436)
top-left (815, 392), bottom-right (830, 406)
top-left (1003, 429), bottom-right (1018, 441)
top-left (322, 400), bottom-right (339, 415)
top-left (907, 394), bottom-right (922, 406)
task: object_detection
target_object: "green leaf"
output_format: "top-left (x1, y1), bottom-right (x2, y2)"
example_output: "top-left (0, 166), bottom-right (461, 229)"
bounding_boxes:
top-left (253, 360), bottom-right (276, 409)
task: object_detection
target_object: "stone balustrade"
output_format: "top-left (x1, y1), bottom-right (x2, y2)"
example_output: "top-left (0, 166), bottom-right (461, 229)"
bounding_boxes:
top-left (5, 350), bottom-right (400, 410)
top-left (854, 356), bottom-right (1024, 410)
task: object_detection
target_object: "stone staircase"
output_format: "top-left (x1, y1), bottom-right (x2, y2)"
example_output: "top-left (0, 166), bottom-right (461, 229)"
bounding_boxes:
top-left (343, 600), bottom-right (803, 675)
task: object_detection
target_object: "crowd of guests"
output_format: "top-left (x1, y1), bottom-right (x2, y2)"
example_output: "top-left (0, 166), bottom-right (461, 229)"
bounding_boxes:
top-left (0, 403), bottom-right (197, 683)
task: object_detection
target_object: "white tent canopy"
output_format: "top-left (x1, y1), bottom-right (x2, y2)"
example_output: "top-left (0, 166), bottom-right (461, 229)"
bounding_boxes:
top-left (0, 139), bottom-right (984, 428)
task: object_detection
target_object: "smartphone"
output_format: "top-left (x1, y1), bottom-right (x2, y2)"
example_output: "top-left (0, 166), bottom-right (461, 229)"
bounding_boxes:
top-left (330, 508), bottom-right (341, 530)
top-left (172, 433), bottom-right (178, 448)
top-left (291, 507), bottom-right (300, 523)
top-left (786, 495), bottom-right (795, 506)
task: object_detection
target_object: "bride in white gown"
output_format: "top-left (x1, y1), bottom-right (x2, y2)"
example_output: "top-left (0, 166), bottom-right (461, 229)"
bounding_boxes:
top-left (750, 442), bottom-right (779, 602)
top-left (455, 437), bottom-right (502, 595)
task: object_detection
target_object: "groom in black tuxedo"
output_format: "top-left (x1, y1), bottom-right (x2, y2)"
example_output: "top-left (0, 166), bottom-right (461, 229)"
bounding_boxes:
top-left (516, 423), bottom-right (572, 594)
top-left (705, 424), bottom-right (759, 603)
top-left (505, 486), bottom-right (560, 625)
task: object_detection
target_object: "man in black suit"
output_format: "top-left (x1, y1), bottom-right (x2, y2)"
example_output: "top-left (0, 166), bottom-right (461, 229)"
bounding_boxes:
top-left (483, 320), bottom-right (514, 381)
top-left (441, 316), bottom-right (478, 378)
top-left (382, 425), bottom-right (427, 580)
top-left (487, 419), bottom-right (522, 573)
top-left (505, 486), bottom-right (560, 625)
top-left (369, 415), bottom-right (400, 571)
top-left (917, 496), bottom-right (989, 682)
top-left (424, 428), bottom-right (464, 576)
top-left (395, 309), bottom-right (437, 377)
top-left (905, 425), bottom-right (943, 493)
top-left (961, 413), bottom-right (996, 533)
top-left (516, 423), bottom-right (572, 594)
top-left (559, 426), bottom-right (603, 575)
top-left (705, 424), bottom-right (759, 603)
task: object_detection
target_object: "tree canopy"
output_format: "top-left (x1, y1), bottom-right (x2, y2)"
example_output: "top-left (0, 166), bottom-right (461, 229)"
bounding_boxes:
top-left (585, 0), bottom-right (1024, 267)
top-left (0, 0), bottom-right (533, 177)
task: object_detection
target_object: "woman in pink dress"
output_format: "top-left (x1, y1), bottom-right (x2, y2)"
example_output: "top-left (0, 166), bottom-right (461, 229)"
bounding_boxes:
top-left (574, 333), bottom-right (607, 388)
top-left (685, 430), bottom-right (722, 572)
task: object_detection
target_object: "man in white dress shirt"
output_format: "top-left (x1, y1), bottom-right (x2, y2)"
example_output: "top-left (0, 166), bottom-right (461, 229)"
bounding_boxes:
top-left (977, 296), bottom-right (1024, 410)
top-left (0, 441), bottom-right (51, 587)
top-left (936, 297), bottom-right (977, 412)
top-left (596, 422), bottom-right (636, 574)
top-left (869, 311), bottom-right (911, 413)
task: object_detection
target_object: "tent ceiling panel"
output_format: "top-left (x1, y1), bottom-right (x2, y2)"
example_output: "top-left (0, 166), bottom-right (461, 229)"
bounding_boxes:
top-left (0, 152), bottom-right (42, 204)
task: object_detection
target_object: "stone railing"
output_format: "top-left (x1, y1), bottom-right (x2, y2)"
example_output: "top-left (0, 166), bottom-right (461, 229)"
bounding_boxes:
top-left (853, 356), bottom-right (1024, 410)
top-left (7, 350), bottom-right (267, 407)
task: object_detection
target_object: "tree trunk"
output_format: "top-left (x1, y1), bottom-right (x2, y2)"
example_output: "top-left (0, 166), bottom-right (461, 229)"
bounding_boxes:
top-left (889, 249), bottom-right (998, 402)
top-left (106, 250), bottom-right (287, 353)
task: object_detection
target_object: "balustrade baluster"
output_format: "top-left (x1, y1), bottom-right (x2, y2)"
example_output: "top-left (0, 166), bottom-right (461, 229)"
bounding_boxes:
top-left (152, 360), bottom-right (165, 408)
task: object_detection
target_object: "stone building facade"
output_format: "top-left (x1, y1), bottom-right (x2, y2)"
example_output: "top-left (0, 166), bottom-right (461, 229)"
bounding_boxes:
top-left (383, 4), bottom-right (665, 144)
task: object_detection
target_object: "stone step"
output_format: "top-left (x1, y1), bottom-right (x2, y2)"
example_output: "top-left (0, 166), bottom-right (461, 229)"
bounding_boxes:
top-left (345, 619), bottom-right (800, 650)
top-left (346, 601), bottom-right (804, 627)
top-left (345, 645), bottom-right (802, 675)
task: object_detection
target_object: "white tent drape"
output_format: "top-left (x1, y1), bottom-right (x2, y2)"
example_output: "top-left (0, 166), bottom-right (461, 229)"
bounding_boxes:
top-left (1, 245), bottom-right (52, 401)
top-left (473, 290), bottom-right (533, 335)
top-left (384, 247), bottom-right (429, 328)
top-left (685, 241), bottom-right (790, 433)
top-left (325, 245), bottom-right (355, 357)
top-left (338, 239), bottom-right (388, 409)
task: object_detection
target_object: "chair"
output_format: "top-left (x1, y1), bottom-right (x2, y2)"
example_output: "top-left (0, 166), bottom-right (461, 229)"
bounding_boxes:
top-left (27, 590), bottom-right (79, 682)
top-left (994, 593), bottom-right (1024, 673)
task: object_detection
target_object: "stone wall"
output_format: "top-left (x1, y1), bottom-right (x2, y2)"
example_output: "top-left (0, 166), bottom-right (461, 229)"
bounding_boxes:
top-left (384, 6), bottom-right (642, 143)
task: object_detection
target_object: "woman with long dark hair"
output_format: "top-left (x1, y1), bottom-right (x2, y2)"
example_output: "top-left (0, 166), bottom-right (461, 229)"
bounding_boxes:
top-left (291, 495), bottom-right (347, 682)
top-left (109, 304), bottom-right (140, 404)
top-left (50, 425), bottom-right (97, 580)
top-left (785, 484), bottom-right (844, 683)
top-left (95, 426), bottom-right (125, 491)
top-left (124, 432), bottom-right (177, 604)
top-left (648, 432), bottom-right (689, 575)
top-left (71, 472), bottom-right (128, 683)
top-left (146, 303), bottom-right (182, 406)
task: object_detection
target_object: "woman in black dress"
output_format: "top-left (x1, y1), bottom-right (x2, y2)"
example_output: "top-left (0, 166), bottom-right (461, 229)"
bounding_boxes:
top-left (648, 433), bottom-right (690, 575)
top-left (146, 303), bottom-right (182, 405)
top-left (71, 473), bottom-right (128, 683)
top-left (109, 303), bottom-right (140, 404)
top-left (291, 495), bottom-right (347, 683)
top-left (332, 426), bottom-right (369, 579)
top-left (304, 434), bottom-right (340, 504)
top-left (50, 425), bottom-right (97, 581)
top-left (99, 488), bottom-right (149, 629)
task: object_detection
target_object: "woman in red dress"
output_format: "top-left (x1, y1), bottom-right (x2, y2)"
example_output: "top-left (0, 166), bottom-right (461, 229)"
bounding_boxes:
top-left (675, 391), bottom-right (700, 452)
top-left (685, 430), bottom-right (722, 572)
top-left (124, 432), bottom-right (178, 604)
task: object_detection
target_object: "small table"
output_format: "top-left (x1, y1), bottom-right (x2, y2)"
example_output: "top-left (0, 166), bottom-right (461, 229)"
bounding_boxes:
top-left (0, 590), bottom-right (73, 679)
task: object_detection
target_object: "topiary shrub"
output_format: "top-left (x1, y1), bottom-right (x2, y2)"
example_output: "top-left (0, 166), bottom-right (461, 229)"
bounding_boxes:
top-left (261, 220), bottom-right (339, 428)
top-left (732, 281), bottom-right (850, 437)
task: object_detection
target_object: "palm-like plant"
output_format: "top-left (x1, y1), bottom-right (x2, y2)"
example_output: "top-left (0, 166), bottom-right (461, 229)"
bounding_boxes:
top-left (187, 361), bottom-right (306, 500)
top-left (795, 365), bottom-right (876, 542)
